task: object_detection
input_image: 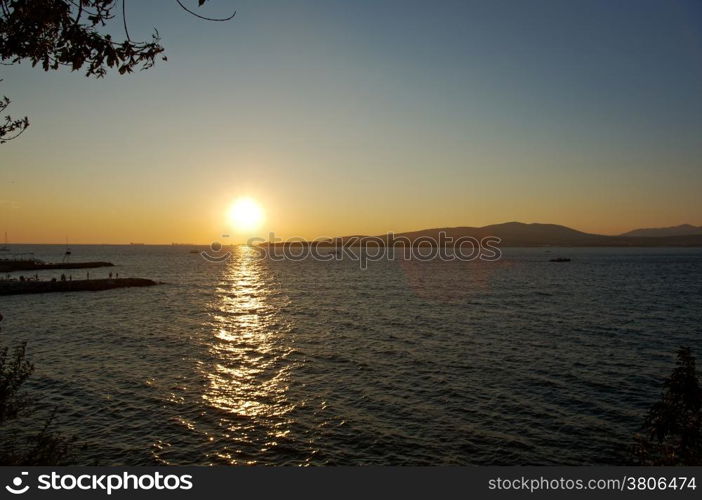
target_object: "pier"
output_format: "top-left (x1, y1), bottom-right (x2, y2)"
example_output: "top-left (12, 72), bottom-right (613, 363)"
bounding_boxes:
top-left (0, 278), bottom-right (157, 295)
top-left (0, 259), bottom-right (114, 273)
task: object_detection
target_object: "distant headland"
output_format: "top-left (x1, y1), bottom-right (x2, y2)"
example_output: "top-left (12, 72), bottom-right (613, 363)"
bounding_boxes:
top-left (260, 222), bottom-right (702, 247)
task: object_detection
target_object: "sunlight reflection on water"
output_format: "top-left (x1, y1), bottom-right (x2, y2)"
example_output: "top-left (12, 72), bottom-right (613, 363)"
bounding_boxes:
top-left (204, 247), bottom-right (296, 464)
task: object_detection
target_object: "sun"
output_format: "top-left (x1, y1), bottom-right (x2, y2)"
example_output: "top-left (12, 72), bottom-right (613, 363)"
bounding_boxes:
top-left (228, 197), bottom-right (265, 232)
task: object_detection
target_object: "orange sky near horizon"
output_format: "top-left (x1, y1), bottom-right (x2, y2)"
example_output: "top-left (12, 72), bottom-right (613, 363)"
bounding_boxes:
top-left (1, 180), bottom-right (699, 245)
top-left (1, 190), bottom-right (700, 244)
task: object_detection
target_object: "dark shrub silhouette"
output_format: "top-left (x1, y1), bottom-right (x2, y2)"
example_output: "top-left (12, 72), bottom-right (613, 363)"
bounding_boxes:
top-left (0, 342), bottom-right (75, 465)
top-left (634, 347), bottom-right (702, 465)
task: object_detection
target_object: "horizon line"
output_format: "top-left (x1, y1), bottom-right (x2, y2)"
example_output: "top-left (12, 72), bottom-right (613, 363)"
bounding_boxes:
top-left (3, 220), bottom-right (701, 246)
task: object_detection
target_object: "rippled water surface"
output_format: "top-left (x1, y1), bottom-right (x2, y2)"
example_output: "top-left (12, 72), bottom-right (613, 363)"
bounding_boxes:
top-left (1, 246), bottom-right (701, 465)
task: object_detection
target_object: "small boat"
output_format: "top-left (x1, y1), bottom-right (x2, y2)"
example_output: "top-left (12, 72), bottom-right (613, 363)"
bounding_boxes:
top-left (189, 249), bottom-right (200, 254)
top-left (62, 237), bottom-right (71, 262)
top-left (0, 232), bottom-right (9, 252)
top-left (549, 257), bottom-right (571, 262)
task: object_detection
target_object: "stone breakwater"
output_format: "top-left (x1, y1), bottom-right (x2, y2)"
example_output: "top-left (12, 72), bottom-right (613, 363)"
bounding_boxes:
top-left (0, 260), bottom-right (114, 272)
top-left (0, 278), bottom-right (157, 295)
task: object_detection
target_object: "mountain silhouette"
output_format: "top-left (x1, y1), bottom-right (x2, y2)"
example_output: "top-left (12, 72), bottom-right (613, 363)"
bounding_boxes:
top-left (379, 222), bottom-right (702, 246)
top-left (263, 222), bottom-right (702, 247)
top-left (620, 224), bottom-right (702, 238)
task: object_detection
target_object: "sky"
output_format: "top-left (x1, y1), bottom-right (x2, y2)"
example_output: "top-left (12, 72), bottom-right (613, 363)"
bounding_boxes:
top-left (1, 0), bottom-right (701, 243)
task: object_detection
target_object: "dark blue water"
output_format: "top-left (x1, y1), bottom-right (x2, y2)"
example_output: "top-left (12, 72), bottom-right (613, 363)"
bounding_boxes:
top-left (1, 246), bottom-right (700, 465)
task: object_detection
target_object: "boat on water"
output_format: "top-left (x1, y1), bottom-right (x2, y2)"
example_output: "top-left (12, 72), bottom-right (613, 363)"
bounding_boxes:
top-left (549, 257), bottom-right (571, 262)
top-left (0, 232), bottom-right (9, 252)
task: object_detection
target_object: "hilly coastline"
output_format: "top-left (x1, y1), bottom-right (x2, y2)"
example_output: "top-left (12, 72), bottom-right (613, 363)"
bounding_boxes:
top-left (619, 224), bottom-right (702, 238)
top-left (262, 222), bottom-right (702, 247)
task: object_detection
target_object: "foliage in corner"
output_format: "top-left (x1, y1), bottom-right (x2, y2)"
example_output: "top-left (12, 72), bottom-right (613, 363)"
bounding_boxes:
top-left (0, 0), bottom-right (233, 143)
top-left (0, 341), bottom-right (76, 465)
top-left (1, 0), bottom-right (166, 77)
top-left (634, 347), bottom-right (702, 465)
top-left (0, 0), bottom-right (165, 142)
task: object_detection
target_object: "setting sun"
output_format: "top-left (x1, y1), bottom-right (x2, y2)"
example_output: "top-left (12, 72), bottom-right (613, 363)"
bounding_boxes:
top-left (227, 198), bottom-right (265, 232)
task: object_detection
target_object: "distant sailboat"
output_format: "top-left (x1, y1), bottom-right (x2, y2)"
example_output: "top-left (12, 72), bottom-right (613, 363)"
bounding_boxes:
top-left (0, 232), bottom-right (9, 252)
top-left (62, 237), bottom-right (72, 263)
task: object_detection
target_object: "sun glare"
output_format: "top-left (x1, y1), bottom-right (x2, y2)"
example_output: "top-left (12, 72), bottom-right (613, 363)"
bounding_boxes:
top-left (228, 198), bottom-right (265, 232)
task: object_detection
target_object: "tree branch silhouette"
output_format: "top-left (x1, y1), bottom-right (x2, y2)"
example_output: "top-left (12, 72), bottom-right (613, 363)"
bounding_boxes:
top-left (176, 0), bottom-right (236, 22)
top-left (0, 0), bottom-right (236, 143)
